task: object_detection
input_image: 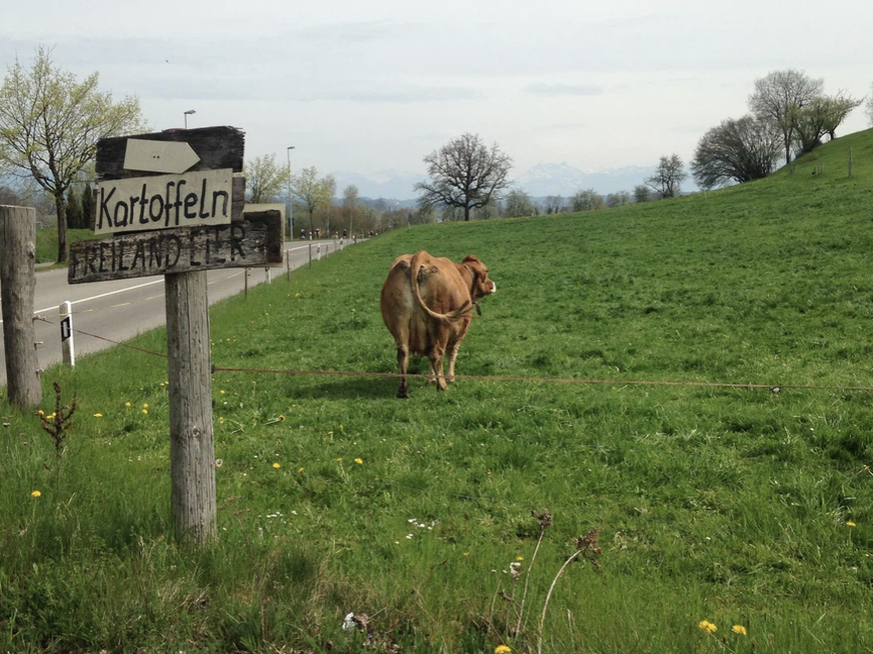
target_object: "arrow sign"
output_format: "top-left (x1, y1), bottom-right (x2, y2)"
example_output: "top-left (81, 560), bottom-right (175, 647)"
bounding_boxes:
top-left (123, 139), bottom-right (201, 174)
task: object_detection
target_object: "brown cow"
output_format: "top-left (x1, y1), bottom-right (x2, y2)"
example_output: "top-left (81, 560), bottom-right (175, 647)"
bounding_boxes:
top-left (380, 251), bottom-right (496, 398)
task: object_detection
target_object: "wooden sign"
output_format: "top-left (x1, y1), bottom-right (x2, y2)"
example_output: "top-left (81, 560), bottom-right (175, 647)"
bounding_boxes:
top-left (68, 211), bottom-right (282, 284)
top-left (94, 168), bottom-right (234, 235)
top-left (97, 126), bottom-right (244, 180)
top-left (123, 139), bottom-right (201, 174)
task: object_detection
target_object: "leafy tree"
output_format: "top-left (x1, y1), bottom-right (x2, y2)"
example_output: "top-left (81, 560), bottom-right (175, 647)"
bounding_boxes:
top-left (290, 166), bottom-right (333, 235)
top-left (65, 188), bottom-right (83, 229)
top-left (645, 154), bottom-right (687, 199)
top-left (0, 185), bottom-right (20, 205)
top-left (342, 184), bottom-right (359, 236)
top-left (502, 189), bottom-right (537, 217)
top-left (691, 115), bottom-right (781, 190)
top-left (415, 133), bottom-right (512, 221)
top-left (792, 92), bottom-right (861, 155)
top-left (570, 189), bottom-right (604, 211)
top-left (81, 183), bottom-right (95, 230)
top-left (0, 46), bottom-right (144, 262)
top-left (244, 153), bottom-right (289, 203)
top-left (633, 185), bottom-right (654, 203)
top-left (748, 69), bottom-right (824, 165)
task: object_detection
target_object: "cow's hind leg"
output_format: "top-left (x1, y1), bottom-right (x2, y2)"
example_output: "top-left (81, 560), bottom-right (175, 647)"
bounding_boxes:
top-left (427, 345), bottom-right (448, 391)
top-left (446, 339), bottom-right (464, 383)
top-left (396, 344), bottom-right (410, 398)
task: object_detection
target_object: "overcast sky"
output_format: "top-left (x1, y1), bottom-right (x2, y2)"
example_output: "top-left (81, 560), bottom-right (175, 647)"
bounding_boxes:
top-left (2, 0), bottom-right (872, 182)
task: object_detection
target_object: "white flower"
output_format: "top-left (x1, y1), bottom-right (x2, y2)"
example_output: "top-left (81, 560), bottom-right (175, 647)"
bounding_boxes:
top-left (342, 612), bottom-right (355, 631)
top-left (406, 534), bottom-right (414, 539)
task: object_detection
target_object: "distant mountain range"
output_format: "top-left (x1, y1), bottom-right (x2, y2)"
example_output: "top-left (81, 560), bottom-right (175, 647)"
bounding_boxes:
top-left (331, 162), bottom-right (689, 202)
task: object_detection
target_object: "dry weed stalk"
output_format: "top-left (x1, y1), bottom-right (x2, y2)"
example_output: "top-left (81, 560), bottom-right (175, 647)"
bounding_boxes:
top-left (38, 381), bottom-right (78, 491)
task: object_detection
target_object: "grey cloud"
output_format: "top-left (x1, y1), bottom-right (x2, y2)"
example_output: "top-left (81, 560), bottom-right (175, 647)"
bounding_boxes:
top-left (525, 83), bottom-right (603, 97)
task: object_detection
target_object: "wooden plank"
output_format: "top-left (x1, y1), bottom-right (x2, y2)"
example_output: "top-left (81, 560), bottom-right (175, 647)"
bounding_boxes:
top-left (96, 126), bottom-right (245, 180)
top-left (239, 209), bottom-right (284, 264)
top-left (68, 221), bottom-right (273, 284)
top-left (95, 169), bottom-right (234, 234)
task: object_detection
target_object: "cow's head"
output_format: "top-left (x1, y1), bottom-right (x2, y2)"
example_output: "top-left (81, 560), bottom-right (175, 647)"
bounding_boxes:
top-left (462, 255), bottom-right (496, 301)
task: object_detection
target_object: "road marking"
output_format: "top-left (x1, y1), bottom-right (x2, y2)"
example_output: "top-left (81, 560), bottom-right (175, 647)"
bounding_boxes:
top-left (34, 278), bottom-right (163, 315)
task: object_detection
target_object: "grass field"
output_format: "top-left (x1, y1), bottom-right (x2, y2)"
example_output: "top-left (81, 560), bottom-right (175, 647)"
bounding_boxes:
top-left (3, 130), bottom-right (873, 652)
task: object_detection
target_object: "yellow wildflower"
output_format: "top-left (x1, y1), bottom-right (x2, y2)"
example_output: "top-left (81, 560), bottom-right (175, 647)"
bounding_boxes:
top-left (847, 521), bottom-right (857, 527)
top-left (355, 458), bottom-right (363, 465)
top-left (732, 625), bottom-right (747, 635)
top-left (273, 463), bottom-right (281, 469)
top-left (125, 402), bottom-right (131, 407)
top-left (31, 490), bottom-right (41, 498)
top-left (93, 413), bottom-right (103, 418)
top-left (495, 646), bottom-right (512, 654)
top-left (516, 556), bottom-right (524, 561)
top-left (698, 620), bottom-right (717, 634)
top-left (142, 409), bottom-right (148, 415)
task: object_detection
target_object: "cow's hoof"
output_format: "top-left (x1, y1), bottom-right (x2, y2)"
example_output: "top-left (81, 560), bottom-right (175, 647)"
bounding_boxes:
top-left (397, 389), bottom-right (410, 399)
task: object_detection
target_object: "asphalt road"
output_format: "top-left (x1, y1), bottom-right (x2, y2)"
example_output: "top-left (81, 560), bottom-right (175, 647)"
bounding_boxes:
top-left (0, 239), bottom-right (352, 386)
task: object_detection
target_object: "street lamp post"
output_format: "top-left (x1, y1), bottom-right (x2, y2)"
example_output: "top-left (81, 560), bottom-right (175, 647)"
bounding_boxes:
top-left (184, 109), bottom-right (196, 129)
top-left (287, 146), bottom-right (295, 239)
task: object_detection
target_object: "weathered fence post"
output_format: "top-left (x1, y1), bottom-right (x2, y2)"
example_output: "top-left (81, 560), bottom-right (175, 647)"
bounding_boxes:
top-left (0, 205), bottom-right (41, 408)
top-left (166, 270), bottom-right (216, 543)
top-left (59, 301), bottom-right (75, 367)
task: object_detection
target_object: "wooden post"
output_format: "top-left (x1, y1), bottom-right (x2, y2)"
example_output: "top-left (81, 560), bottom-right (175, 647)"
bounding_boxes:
top-left (166, 270), bottom-right (216, 544)
top-left (0, 206), bottom-right (41, 409)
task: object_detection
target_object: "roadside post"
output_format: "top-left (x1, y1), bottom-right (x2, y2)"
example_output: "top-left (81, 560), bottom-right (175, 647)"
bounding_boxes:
top-left (70, 126), bottom-right (283, 545)
top-left (59, 301), bottom-right (75, 367)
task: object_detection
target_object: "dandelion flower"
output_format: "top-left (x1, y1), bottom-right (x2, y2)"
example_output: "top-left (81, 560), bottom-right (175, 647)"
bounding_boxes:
top-left (125, 402), bottom-right (131, 407)
top-left (495, 646), bottom-right (512, 653)
top-left (847, 521), bottom-right (857, 527)
top-left (355, 458), bottom-right (363, 465)
top-left (93, 413), bottom-right (103, 418)
top-left (273, 463), bottom-right (281, 469)
top-left (143, 403), bottom-right (148, 409)
top-left (732, 625), bottom-right (747, 635)
top-left (516, 556), bottom-right (524, 561)
top-left (298, 467), bottom-right (304, 472)
top-left (31, 490), bottom-right (41, 498)
top-left (142, 409), bottom-right (148, 415)
top-left (220, 390), bottom-right (225, 394)
top-left (37, 409), bottom-right (44, 416)
top-left (336, 457), bottom-right (342, 462)
top-left (698, 620), bottom-right (717, 634)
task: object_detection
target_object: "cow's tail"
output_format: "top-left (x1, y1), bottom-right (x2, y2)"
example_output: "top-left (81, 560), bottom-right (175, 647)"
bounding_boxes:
top-left (410, 252), bottom-right (471, 334)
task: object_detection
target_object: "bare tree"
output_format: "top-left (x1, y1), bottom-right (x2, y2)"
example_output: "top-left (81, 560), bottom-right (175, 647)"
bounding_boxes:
top-left (748, 69), bottom-right (824, 165)
top-left (244, 153), bottom-right (288, 203)
top-left (415, 133), bottom-right (512, 221)
top-left (0, 46), bottom-right (144, 262)
top-left (544, 195), bottom-right (564, 214)
top-left (645, 154), bottom-right (687, 199)
top-left (691, 115), bottom-right (782, 190)
top-left (342, 184), bottom-right (359, 236)
top-left (867, 82), bottom-right (873, 126)
top-left (605, 191), bottom-right (631, 208)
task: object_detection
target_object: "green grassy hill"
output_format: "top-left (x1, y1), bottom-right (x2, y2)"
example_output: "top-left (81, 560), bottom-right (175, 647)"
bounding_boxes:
top-left (4, 130), bottom-right (873, 653)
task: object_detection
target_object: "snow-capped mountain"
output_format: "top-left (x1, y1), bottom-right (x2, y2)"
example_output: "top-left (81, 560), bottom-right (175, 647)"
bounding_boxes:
top-left (510, 162), bottom-right (659, 197)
